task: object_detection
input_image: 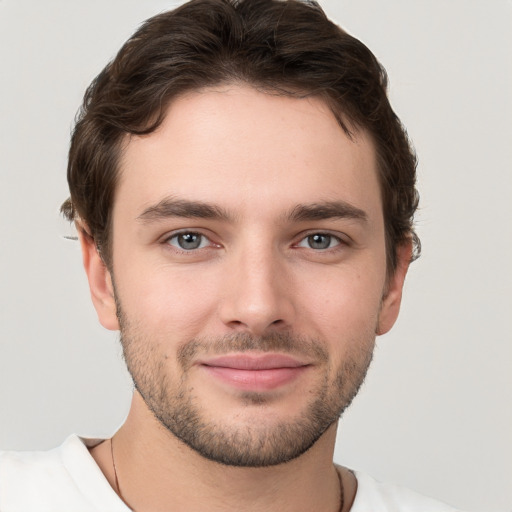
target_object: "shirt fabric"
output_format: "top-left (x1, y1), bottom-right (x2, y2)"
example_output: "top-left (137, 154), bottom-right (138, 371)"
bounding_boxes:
top-left (0, 435), bottom-right (462, 511)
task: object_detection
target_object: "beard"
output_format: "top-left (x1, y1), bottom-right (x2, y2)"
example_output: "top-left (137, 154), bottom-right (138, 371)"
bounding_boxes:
top-left (117, 304), bottom-right (375, 468)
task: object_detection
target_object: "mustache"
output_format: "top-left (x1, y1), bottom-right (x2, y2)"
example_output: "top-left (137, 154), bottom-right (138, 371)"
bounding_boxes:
top-left (177, 332), bottom-right (329, 370)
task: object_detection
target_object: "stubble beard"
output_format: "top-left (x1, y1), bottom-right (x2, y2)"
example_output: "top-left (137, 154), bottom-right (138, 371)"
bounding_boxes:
top-left (117, 306), bottom-right (375, 468)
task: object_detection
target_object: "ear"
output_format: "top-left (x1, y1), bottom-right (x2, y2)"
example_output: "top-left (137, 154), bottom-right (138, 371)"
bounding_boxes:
top-left (77, 225), bottom-right (119, 331)
top-left (376, 241), bottom-right (412, 336)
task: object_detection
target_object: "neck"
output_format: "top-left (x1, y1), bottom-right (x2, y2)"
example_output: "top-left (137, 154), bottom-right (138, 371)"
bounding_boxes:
top-left (93, 392), bottom-right (354, 512)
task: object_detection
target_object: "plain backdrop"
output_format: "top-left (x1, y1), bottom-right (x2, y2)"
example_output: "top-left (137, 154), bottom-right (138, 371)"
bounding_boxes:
top-left (0, 1), bottom-right (510, 511)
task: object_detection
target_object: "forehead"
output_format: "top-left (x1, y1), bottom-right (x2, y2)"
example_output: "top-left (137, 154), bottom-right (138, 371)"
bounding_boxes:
top-left (116, 85), bottom-right (381, 222)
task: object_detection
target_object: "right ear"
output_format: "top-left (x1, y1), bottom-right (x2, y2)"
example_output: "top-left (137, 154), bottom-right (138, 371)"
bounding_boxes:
top-left (77, 224), bottom-right (119, 331)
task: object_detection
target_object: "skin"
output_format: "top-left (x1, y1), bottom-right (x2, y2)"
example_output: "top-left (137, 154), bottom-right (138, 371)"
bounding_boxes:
top-left (81, 85), bottom-right (411, 512)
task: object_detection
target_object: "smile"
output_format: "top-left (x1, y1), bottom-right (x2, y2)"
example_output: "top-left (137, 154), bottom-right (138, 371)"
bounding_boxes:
top-left (198, 353), bottom-right (311, 391)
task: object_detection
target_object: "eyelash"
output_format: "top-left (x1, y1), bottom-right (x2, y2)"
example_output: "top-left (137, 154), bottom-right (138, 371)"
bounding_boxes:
top-left (295, 232), bottom-right (345, 251)
top-left (164, 231), bottom-right (217, 252)
top-left (163, 230), bottom-right (348, 254)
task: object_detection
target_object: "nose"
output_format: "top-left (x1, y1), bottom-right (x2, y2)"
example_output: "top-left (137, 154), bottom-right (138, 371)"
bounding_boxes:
top-left (218, 243), bottom-right (296, 336)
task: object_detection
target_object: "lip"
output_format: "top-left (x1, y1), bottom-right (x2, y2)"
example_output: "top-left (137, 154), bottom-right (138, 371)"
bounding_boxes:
top-left (198, 353), bottom-right (311, 391)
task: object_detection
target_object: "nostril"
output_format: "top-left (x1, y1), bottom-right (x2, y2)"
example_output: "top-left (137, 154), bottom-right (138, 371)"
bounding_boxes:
top-left (227, 320), bottom-right (246, 330)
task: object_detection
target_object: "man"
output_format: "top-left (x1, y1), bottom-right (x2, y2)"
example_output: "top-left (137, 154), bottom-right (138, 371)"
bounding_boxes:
top-left (0, 0), bottom-right (462, 510)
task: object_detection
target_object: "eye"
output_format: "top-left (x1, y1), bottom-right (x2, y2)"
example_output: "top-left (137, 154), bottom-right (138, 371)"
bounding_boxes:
top-left (166, 232), bottom-right (210, 251)
top-left (297, 233), bottom-right (341, 250)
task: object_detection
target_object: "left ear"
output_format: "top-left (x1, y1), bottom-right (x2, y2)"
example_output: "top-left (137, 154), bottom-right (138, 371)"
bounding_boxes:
top-left (376, 241), bottom-right (412, 335)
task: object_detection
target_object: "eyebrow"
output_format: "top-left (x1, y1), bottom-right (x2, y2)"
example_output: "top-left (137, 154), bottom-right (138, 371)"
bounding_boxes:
top-left (286, 201), bottom-right (368, 223)
top-left (137, 197), bottom-right (232, 223)
top-left (136, 197), bottom-right (367, 224)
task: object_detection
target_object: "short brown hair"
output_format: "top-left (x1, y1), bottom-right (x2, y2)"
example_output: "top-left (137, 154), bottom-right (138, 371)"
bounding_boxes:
top-left (62, 0), bottom-right (420, 272)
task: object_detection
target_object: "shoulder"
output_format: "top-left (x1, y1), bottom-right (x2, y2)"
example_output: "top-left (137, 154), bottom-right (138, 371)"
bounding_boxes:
top-left (350, 471), bottom-right (464, 512)
top-left (0, 437), bottom-right (73, 500)
top-left (0, 435), bottom-right (127, 512)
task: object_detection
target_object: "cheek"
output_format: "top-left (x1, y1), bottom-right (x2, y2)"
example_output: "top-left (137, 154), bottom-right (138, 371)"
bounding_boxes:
top-left (115, 261), bottom-right (221, 339)
top-left (299, 265), bottom-right (384, 347)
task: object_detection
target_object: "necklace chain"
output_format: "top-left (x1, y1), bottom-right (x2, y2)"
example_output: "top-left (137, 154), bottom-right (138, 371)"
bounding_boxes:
top-left (110, 436), bottom-right (344, 512)
top-left (111, 436), bottom-right (130, 509)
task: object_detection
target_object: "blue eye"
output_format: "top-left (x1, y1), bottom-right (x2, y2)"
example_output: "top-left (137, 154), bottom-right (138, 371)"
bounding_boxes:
top-left (298, 233), bottom-right (341, 250)
top-left (167, 232), bottom-right (209, 250)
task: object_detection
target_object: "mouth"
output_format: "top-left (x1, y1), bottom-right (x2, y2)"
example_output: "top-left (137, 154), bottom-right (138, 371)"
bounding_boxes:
top-left (197, 353), bottom-right (311, 391)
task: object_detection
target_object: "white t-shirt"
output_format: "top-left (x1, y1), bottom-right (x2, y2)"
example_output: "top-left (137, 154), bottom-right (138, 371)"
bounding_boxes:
top-left (0, 435), bottom-right (462, 511)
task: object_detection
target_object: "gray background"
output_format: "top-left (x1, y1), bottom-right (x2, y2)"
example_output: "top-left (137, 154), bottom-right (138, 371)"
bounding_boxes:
top-left (0, 1), bottom-right (511, 511)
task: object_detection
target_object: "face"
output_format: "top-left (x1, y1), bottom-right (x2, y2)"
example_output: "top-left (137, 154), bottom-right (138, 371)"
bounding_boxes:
top-left (85, 85), bottom-right (408, 467)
